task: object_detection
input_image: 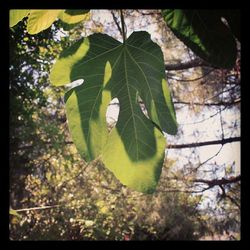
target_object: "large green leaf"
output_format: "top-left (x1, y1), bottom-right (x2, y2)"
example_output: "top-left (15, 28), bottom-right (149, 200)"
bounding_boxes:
top-left (9, 9), bottom-right (90, 34)
top-left (50, 31), bottom-right (177, 193)
top-left (162, 9), bottom-right (237, 68)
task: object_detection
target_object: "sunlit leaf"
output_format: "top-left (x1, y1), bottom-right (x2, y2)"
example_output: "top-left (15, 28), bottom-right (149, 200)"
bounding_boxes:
top-left (9, 9), bottom-right (29, 27)
top-left (27, 10), bottom-right (63, 34)
top-left (9, 9), bottom-right (90, 34)
top-left (50, 31), bottom-right (177, 193)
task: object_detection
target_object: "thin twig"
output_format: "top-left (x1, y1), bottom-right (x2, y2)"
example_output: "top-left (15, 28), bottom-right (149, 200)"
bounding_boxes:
top-left (192, 145), bottom-right (224, 172)
top-left (12, 204), bottom-right (61, 213)
top-left (178, 106), bottom-right (228, 126)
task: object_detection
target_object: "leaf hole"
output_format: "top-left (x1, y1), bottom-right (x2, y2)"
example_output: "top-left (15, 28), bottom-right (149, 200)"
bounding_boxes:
top-left (106, 98), bottom-right (120, 131)
top-left (137, 95), bottom-right (149, 119)
top-left (65, 79), bottom-right (84, 91)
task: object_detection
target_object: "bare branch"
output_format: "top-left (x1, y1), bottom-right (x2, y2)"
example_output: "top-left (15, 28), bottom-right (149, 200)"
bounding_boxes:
top-left (174, 99), bottom-right (240, 107)
top-left (193, 175), bottom-right (241, 188)
top-left (165, 58), bottom-right (213, 71)
top-left (192, 145), bottom-right (224, 173)
top-left (167, 68), bottom-right (215, 82)
top-left (179, 106), bottom-right (228, 126)
top-left (12, 204), bottom-right (61, 213)
top-left (167, 137), bottom-right (240, 149)
top-left (109, 99), bottom-right (241, 107)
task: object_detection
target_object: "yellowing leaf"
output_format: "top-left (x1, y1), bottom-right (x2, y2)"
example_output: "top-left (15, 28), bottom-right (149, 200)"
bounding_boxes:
top-left (27, 10), bottom-right (63, 34)
top-left (9, 9), bottom-right (29, 27)
top-left (9, 9), bottom-right (90, 34)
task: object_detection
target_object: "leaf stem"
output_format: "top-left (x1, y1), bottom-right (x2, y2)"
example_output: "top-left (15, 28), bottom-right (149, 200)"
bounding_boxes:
top-left (120, 9), bottom-right (126, 43)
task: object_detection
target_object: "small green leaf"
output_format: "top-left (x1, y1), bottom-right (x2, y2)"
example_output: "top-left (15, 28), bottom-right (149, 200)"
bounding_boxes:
top-left (50, 32), bottom-right (177, 193)
top-left (9, 9), bottom-right (30, 27)
top-left (162, 9), bottom-right (237, 68)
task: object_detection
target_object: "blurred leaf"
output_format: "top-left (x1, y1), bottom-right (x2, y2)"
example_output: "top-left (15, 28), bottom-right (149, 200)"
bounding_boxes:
top-left (162, 9), bottom-right (237, 68)
top-left (9, 209), bottom-right (21, 218)
top-left (9, 9), bottom-right (90, 34)
top-left (59, 10), bottom-right (90, 24)
top-left (9, 9), bottom-right (29, 27)
top-left (85, 220), bottom-right (94, 227)
top-left (65, 10), bottom-right (90, 16)
top-left (27, 10), bottom-right (63, 34)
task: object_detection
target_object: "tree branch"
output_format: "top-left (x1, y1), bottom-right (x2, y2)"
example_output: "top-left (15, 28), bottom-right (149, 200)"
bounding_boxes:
top-left (165, 58), bottom-right (213, 71)
top-left (109, 99), bottom-right (241, 107)
top-left (193, 175), bottom-right (241, 188)
top-left (174, 99), bottom-right (240, 107)
top-left (167, 69), bottom-right (215, 82)
top-left (167, 137), bottom-right (240, 149)
top-left (12, 204), bottom-right (61, 213)
top-left (18, 137), bottom-right (241, 151)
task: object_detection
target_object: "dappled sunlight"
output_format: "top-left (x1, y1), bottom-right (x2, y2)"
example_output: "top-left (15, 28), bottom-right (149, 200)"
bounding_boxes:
top-left (106, 98), bottom-right (120, 128)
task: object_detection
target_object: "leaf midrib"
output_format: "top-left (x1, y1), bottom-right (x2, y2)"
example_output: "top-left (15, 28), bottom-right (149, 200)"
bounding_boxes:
top-left (123, 48), bottom-right (139, 161)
